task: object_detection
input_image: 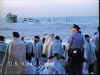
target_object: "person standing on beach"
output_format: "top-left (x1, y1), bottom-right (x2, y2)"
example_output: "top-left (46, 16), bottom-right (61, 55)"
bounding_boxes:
top-left (95, 26), bottom-right (99, 60)
top-left (2, 32), bottom-right (26, 74)
top-left (25, 41), bottom-right (33, 62)
top-left (0, 36), bottom-right (7, 64)
top-left (50, 35), bottom-right (64, 57)
top-left (33, 36), bottom-right (42, 66)
top-left (83, 34), bottom-right (96, 74)
top-left (94, 26), bottom-right (99, 75)
top-left (42, 34), bottom-right (54, 57)
top-left (67, 24), bottom-right (85, 75)
top-left (21, 36), bottom-right (26, 43)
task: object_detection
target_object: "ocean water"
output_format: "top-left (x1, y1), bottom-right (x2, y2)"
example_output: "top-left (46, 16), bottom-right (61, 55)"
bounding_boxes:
top-left (0, 16), bottom-right (99, 43)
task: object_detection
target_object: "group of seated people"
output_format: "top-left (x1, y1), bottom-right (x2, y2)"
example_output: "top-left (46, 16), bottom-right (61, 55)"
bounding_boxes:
top-left (0, 24), bottom-right (99, 75)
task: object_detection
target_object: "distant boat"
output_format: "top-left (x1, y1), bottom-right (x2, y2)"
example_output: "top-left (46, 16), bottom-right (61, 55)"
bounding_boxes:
top-left (23, 18), bottom-right (27, 21)
top-left (6, 13), bottom-right (17, 23)
top-left (29, 18), bottom-right (33, 22)
top-left (22, 18), bottom-right (40, 24)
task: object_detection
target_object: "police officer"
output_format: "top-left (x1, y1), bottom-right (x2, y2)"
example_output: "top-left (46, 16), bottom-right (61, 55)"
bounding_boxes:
top-left (68, 24), bottom-right (85, 75)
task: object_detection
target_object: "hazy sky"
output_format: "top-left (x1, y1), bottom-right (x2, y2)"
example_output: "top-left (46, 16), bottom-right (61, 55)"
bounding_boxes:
top-left (0, 0), bottom-right (99, 17)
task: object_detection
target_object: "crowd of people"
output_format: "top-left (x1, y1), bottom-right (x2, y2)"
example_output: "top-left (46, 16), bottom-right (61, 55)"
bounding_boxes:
top-left (0, 24), bottom-right (99, 75)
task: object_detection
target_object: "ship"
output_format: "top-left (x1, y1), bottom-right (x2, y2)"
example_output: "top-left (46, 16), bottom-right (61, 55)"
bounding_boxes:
top-left (6, 13), bottom-right (17, 23)
top-left (23, 18), bottom-right (40, 24)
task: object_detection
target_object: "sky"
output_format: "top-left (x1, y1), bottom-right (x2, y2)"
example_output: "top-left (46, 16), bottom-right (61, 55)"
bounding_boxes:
top-left (0, 0), bottom-right (99, 17)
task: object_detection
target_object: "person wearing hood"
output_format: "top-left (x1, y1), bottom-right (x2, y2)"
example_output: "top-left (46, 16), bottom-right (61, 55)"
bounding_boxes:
top-left (50, 36), bottom-right (64, 57)
top-left (83, 34), bottom-right (96, 74)
top-left (42, 34), bottom-right (54, 57)
top-left (33, 36), bottom-right (42, 66)
top-left (0, 36), bottom-right (7, 64)
top-left (2, 32), bottom-right (26, 74)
